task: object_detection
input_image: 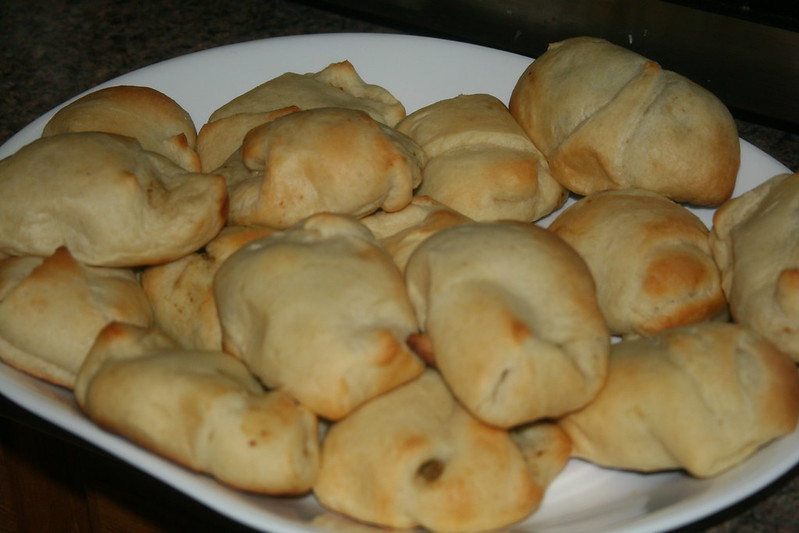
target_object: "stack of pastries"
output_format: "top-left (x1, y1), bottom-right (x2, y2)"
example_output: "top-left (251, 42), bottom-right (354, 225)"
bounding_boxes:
top-left (0, 36), bottom-right (797, 532)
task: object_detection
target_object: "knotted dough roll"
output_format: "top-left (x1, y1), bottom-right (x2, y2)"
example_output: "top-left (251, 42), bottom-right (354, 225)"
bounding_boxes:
top-left (215, 107), bottom-right (424, 228)
top-left (0, 247), bottom-right (152, 389)
top-left (42, 85), bottom-right (201, 172)
top-left (141, 225), bottom-right (277, 351)
top-left (198, 60), bottom-right (406, 171)
top-left (214, 213), bottom-right (425, 420)
top-left (549, 189), bottom-right (727, 337)
top-left (559, 322), bottom-right (799, 478)
top-left (0, 132), bottom-right (227, 267)
top-left (396, 93), bottom-right (566, 222)
top-left (404, 221), bottom-right (610, 427)
top-left (74, 322), bottom-right (320, 495)
top-left (710, 171), bottom-right (799, 361)
top-left (509, 37), bottom-right (739, 206)
top-left (314, 370), bottom-right (571, 533)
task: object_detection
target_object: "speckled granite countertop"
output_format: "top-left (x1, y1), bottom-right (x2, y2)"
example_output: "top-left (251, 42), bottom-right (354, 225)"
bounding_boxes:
top-left (0, 1), bottom-right (797, 532)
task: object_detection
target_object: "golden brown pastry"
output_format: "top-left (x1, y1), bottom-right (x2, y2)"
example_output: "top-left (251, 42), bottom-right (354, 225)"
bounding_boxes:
top-left (404, 221), bottom-right (610, 428)
top-left (42, 85), bottom-right (201, 172)
top-left (0, 247), bottom-right (152, 388)
top-left (214, 107), bottom-right (424, 228)
top-left (396, 93), bottom-right (567, 222)
top-left (74, 322), bottom-right (320, 495)
top-left (198, 60), bottom-right (406, 171)
top-left (549, 188), bottom-right (727, 337)
top-left (559, 322), bottom-right (799, 478)
top-left (360, 196), bottom-right (473, 271)
top-left (214, 213), bottom-right (425, 420)
top-left (314, 370), bottom-right (568, 533)
top-left (140, 225), bottom-right (277, 351)
top-left (509, 37), bottom-right (740, 206)
top-left (0, 132), bottom-right (227, 267)
top-left (710, 171), bottom-right (799, 361)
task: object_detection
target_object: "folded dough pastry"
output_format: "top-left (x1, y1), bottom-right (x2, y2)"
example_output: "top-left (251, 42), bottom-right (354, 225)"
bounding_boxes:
top-left (710, 171), bottom-right (799, 361)
top-left (549, 189), bottom-right (727, 337)
top-left (215, 107), bottom-right (424, 228)
top-left (315, 370), bottom-right (569, 532)
top-left (198, 60), bottom-right (406, 171)
top-left (509, 37), bottom-right (739, 206)
top-left (42, 85), bottom-right (201, 172)
top-left (214, 213), bottom-right (425, 420)
top-left (0, 132), bottom-right (227, 267)
top-left (404, 221), bottom-right (610, 427)
top-left (396, 94), bottom-right (566, 222)
top-left (141, 225), bottom-right (277, 351)
top-left (360, 196), bottom-right (473, 271)
top-left (74, 322), bottom-right (320, 495)
top-left (559, 322), bottom-right (799, 478)
top-left (0, 247), bottom-right (152, 388)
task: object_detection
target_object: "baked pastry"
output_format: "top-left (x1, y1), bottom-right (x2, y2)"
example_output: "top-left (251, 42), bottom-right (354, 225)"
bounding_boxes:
top-left (404, 221), bottom-right (610, 427)
top-left (214, 107), bottom-right (424, 228)
top-left (0, 247), bottom-right (152, 388)
top-left (214, 212), bottom-right (425, 420)
top-left (315, 370), bottom-right (569, 532)
top-left (710, 171), bottom-right (799, 361)
top-left (509, 37), bottom-right (740, 206)
top-left (141, 225), bottom-right (277, 351)
top-left (360, 196), bottom-right (473, 271)
top-left (75, 322), bottom-right (319, 495)
top-left (549, 188), bottom-right (727, 337)
top-left (42, 85), bottom-right (201, 172)
top-left (198, 60), bottom-right (406, 171)
top-left (396, 93), bottom-right (567, 222)
top-left (0, 132), bottom-right (227, 267)
top-left (559, 322), bottom-right (799, 478)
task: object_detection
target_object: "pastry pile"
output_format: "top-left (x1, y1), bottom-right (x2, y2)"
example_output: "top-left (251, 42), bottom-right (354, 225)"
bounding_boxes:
top-left (1, 36), bottom-right (798, 532)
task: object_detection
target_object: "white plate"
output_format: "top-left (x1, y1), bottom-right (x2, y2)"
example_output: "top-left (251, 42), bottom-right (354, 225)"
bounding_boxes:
top-left (0, 32), bottom-right (795, 533)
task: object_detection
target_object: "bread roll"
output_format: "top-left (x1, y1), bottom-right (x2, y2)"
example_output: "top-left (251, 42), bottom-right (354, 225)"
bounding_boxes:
top-left (360, 196), bottom-right (473, 271)
top-left (509, 37), bottom-right (739, 205)
top-left (43, 85), bottom-right (201, 172)
top-left (215, 107), bottom-right (424, 228)
top-left (75, 322), bottom-right (319, 495)
top-left (710, 172), bottom-right (799, 361)
top-left (315, 370), bottom-right (567, 532)
top-left (198, 60), bottom-right (406, 171)
top-left (396, 94), bottom-right (566, 221)
top-left (0, 132), bottom-right (227, 267)
top-left (404, 221), bottom-right (610, 427)
top-left (0, 247), bottom-right (152, 388)
top-left (549, 189), bottom-right (726, 337)
top-left (559, 322), bottom-right (799, 478)
top-left (214, 213), bottom-right (424, 420)
top-left (141, 225), bottom-right (277, 351)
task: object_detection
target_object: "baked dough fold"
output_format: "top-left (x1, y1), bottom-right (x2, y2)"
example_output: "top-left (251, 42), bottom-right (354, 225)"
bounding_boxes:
top-left (396, 93), bottom-right (566, 222)
top-left (214, 107), bottom-right (424, 228)
top-left (0, 247), bottom-right (152, 388)
top-left (549, 189), bottom-right (726, 337)
top-left (710, 171), bottom-right (799, 361)
top-left (0, 132), bottom-right (227, 267)
top-left (559, 322), bottom-right (799, 477)
top-left (74, 322), bottom-right (320, 495)
top-left (314, 370), bottom-right (569, 532)
top-left (198, 60), bottom-right (406, 171)
top-left (214, 213), bottom-right (424, 420)
top-left (404, 221), bottom-right (610, 427)
top-left (509, 37), bottom-right (740, 206)
top-left (42, 85), bottom-right (201, 172)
